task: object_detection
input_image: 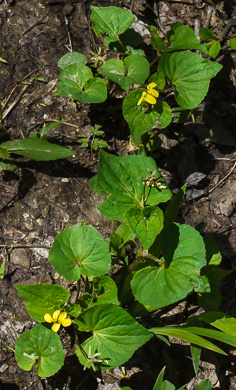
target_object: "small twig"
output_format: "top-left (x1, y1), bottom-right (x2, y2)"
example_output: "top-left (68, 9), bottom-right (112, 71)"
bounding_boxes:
top-left (194, 19), bottom-right (201, 40)
top-left (0, 244), bottom-right (51, 249)
top-left (208, 162), bottom-right (236, 194)
top-left (2, 70), bottom-right (38, 111)
top-left (215, 157), bottom-right (236, 161)
top-left (2, 84), bottom-right (30, 119)
top-left (216, 223), bottom-right (236, 234)
top-left (65, 16), bottom-right (73, 52)
top-left (22, 70), bottom-right (39, 82)
top-left (0, 191), bottom-right (19, 213)
top-left (0, 377), bottom-right (17, 383)
top-left (23, 14), bottom-right (49, 35)
top-left (205, 0), bottom-right (215, 6)
top-left (161, 0), bottom-right (195, 3)
top-left (47, 0), bottom-right (82, 3)
top-left (2, 73), bottom-right (38, 120)
top-left (203, 6), bottom-right (213, 29)
top-left (54, 131), bottom-right (78, 140)
top-left (1, 85), bottom-right (17, 110)
top-left (222, 16), bottom-right (236, 38)
top-left (130, 0), bottom-right (135, 12)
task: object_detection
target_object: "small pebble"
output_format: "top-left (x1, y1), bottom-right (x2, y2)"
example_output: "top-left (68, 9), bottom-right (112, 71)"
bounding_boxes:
top-left (8, 365), bottom-right (17, 374)
top-left (0, 363), bottom-right (8, 373)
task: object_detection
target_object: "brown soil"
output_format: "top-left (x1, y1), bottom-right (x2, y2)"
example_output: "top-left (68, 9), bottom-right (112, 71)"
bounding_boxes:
top-left (0, 1), bottom-right (235, 389)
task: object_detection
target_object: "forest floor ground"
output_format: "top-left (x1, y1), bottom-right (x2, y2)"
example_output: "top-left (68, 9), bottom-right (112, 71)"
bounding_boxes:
top-left (0, 0), bottom-right (235, 389)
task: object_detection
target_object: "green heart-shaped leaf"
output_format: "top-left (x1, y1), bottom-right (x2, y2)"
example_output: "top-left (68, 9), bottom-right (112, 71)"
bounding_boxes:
top-left (166, 23), bottom-right (208, 53)
top-left (56, 64), bottom-right (107, 103)
top-left (0, 162), bottom-right (16, 172)
top-left (49, 223), bottom-right (111, 281)
top-left (125, 206), bottom-right (163, 249)
top-left (15, 324), bottom-right (64, 377)
top-left (99, 55), bottom-right (150, 91)
top-left (58, 52), bottom-right (87, 69)
top-left (57, 63), bottom-right (92, 92)
top-left (15, 284), bottom-right (70, 322)
top-left (123, 90), bottom-right (172, 144)
top-left (93, 276), bottom-right (119, 306)
top-left (88, 151), bottom-right (172, 222)
top-left (208, 40), bottom-right (221, 58)
top-left (75, 304), bottom-right (151, 370)
top-left (199, 27), bottom-right (217, 41)
top-left (132, 223), bottom-right (206, 308)
top-left (229, 38), bottom-right (236, 50)
top-left (196, 379), bottom-right (212, 390)
top-left (200, 312), bottom-right (236, 336)
top-left (148, 26), bottom-right (167, 51)
top-left (158, 51), bottom-right (223, 109)
top-left (91, 6), bottom-right (135, 39)
top-left (148, 71), bottom-right (166, 91)
top-left (82, 77), bottom-right (107, 103)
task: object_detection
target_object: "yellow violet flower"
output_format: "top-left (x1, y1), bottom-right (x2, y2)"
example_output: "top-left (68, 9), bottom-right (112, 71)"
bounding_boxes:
top-left (44, 310), bottom-right (72, 333)
top-left (137, 82), bottom-right (159, 106)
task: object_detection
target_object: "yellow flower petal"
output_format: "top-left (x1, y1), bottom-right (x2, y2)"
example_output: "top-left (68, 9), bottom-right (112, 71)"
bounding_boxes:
top-left (144, 94), bottom-right (157, 105)
top-left (58, 312), bottom-right (67, 323)
top-left (137, 91), bottom-right (147, 106)
top-left (148, 88), bottom-right (159, 98)
top-left (147, 82), bottom-right (157, 89)
top-left (52, 322), bottom-right (61, 333)
top-left (52, 310), bottom-right (60, 321)
top-left (44, 313), bottom-right (53, 323)
top-left (61, 318), bottom-right (72, 327)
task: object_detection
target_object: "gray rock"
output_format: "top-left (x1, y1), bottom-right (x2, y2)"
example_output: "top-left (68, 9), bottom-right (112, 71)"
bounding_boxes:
top-left (0, 363), bottom-right (8, 373)
top-left (10, 249), bottom-right (31, 269)
top-left (186, 172), bottom-right (207, 186)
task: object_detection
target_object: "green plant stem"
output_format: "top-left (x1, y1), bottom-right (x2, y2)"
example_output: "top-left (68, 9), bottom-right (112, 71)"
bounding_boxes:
top-left (142, 181), bottom-right (151, 207)
top-left (76, 371), bottom-right (91, 389)
top-left (109, 220), bottom-right (115, 251)
top-left (90, 140), bottom-right (94, 158)
top-left (110, 220), bottom-right (114, 237)
top-left (149, 56), bottom-right (159, 68)
top-left (90, 128), bottom-right (96, 157)
top-left (142, 183), bottom-right (145, 207)
top-left (78, 342), bottom-right (89, 359)
top-left (85, 276), bottom-right (91, 294)
top-left (143, 254), bottom-right (163, 265)
top-left (0, 346), bottom-right (15, 353)
top-left (145, 186), bottom-right (152, 206)
top-left (0, 101), bottom-right (3, 131)
top-left (114, 253), bottom-right (163, 295)
top-left (125, 254), bottom-right (163, 276)
top-left (131, 255), bottom-right (163, 269)
top-left (118, 38), bottom-right (126, 52)
top-left (74, 279), bottom-right (81, 303)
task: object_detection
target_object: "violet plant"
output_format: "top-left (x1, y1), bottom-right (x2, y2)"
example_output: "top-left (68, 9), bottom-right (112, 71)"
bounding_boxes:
top-left (12, 6), bottom-right (236, 386)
